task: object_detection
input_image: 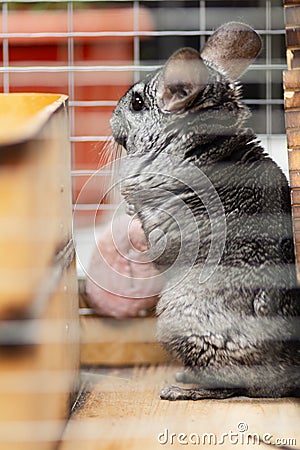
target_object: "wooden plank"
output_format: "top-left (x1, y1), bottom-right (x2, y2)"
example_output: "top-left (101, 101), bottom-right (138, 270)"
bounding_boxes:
top-left (293, 228), bottom-right (300, 243)
top-left (81, 341), bottom-right (169, 365)
top-left (285, 0), bottom-right (300, 4)
top-left (286, 49), bottom-right (300, 70)
top-left (285, 1), bottom-right (300, 6)
top-left (293, 217), bottom-right (300, 230)
top-left (80, 316), bottom-right (170, 365)
top-left (295, 240), bottom-right (300, 281)
top-left (285, 110), bottom-right (300, 128)
top-left (0, 262), bottom-right (80, 450)
top-left (287, 147), bottom-right (300, 169)
top-left (285, 5), bottom-right (300, 26)
top-left (292, 216), bottom-right (300, 278)
top-left (286, 128), bottom-right (300, 148)
top-left (78, 278), bottom-right (167, 365)
top-left (283, 69), bottom-right (300, 90)
top-left (284, 89), bottom-right (300, 108)
top-left (291, 189), bottom-right (300, 205)
top-left (286, 27), bottom-right (300, 48)
top-left (292, 205), bottom-right (300, 217)
top-left (58, 365), bottom-right (300, 450)
top-left (295, 242), bottom-right (300, 262)
top-left (289, 170), bottom-right (300, 187)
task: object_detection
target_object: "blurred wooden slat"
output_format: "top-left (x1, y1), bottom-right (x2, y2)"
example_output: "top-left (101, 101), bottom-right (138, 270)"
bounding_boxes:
top-left (284, 89), bottom-right (300, 108)
top-left (291, 188), bottom-right (300, 204)
top-left (293, 228), bottom-right (300, 243)
top-left (289, 170), bottom-right (300, 187)
top-left (291, 205), bottom-right (300, 217)
top-left (285, 0), bottom-right (300, 6)
top-left (283, 68), bottom-right (300, 90)
top-left (285, 110), bottom-right (300, 128)
top-left (287, 49), bottom-right (300, 69)
top-left (0, 260), bottom-right (80, 450)
top-left (80, 316), bottom-right (170, 365)
top-left (295, 242), bottom-right (300, 261)
top-left (81, 341), bottom-right (169, 366)
top-left (286, 128), bottom-right (300, 147)
top-left (288, 147), bottom-right (300, 167)
top-left (0, 94), bottom-right (80, 450)
top-left (294, 217), bottom-right (300, 230)
top-left (78, 276), bottom-right (166, 366)
top-left (285, 5), bottom-right (300, 26)
top-left (286, 27), bottom-right (300, 48)
top-left (0, 94), bottom-right (72, 318)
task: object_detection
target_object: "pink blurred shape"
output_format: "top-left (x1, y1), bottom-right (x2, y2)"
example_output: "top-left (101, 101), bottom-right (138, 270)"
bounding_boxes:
top-left (86, 214), bottom-right (164, 318)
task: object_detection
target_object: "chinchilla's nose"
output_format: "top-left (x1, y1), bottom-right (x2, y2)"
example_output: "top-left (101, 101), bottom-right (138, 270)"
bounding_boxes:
top-left (110, 116), bottom-right (127, 150)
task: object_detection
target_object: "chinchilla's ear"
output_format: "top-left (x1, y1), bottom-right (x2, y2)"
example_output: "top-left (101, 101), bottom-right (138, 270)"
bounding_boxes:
top-left (157, 47), bottom-right (209, 113)
top-left (200, 22), bottom-right (262, 81)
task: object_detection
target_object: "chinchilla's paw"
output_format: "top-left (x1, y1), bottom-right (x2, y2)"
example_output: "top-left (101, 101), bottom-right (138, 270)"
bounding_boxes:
top-left (160, 385), bottom-right (212, 401)
top-left (160, 385), bottom-right (246, 401)
top-left (126, 203), bottom-right (135, 216)
top-left (160, 385), bottom-right (189, 401)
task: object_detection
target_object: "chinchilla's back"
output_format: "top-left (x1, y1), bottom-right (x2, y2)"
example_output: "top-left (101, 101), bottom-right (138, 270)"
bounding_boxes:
top-left (111, 22), bottom-right (300, 399)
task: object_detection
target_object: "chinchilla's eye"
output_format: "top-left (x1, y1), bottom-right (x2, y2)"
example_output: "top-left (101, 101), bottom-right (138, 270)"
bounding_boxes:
top-left (131, 92), bottom-right (144, 111)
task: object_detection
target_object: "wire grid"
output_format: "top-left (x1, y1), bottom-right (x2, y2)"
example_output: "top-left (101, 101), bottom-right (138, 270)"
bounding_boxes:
top-left (0, 0), bottom-right (288, 281)
top-left (0, 0), bottom-right (288, 251)
top-left (0, 1), bottom-right (287, 169)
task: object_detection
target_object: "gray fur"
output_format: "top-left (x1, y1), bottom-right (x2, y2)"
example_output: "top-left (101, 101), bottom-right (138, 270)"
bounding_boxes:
top-left (110, 23), bottom-right (300, 400)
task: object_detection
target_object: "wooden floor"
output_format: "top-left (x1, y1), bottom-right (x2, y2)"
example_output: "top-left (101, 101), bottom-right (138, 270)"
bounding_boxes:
top-left (58, 365), bottom-right (300, 450)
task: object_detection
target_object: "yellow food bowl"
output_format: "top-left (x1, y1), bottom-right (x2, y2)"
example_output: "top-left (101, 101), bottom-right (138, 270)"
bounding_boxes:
top-left (0, 93), bottom-right (68, 145)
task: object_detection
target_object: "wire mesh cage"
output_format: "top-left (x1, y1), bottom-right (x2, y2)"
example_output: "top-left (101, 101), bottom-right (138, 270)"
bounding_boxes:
top-left (0, 1), bottom-right (297, 448)
top-left (0, 0), bottom-right (288, 198)
top-left (0, 0), bottom-right (285, 278)
top-left (0, 0), bottom-right (291, 337)
top-left (0, 0), bottom-right (291, 370)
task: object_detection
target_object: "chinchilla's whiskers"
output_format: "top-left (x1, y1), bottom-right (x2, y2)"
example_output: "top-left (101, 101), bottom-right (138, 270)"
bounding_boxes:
top-left (97, 139), bottom-right (115, 168)
top-left (98, 135), bottom-right (124, 166)
top-left (99, 139), bottom-right (123, 206)
top-left (84, 140), bottom-right (103, 167)
top-left (111, 142), bottom-right (124, 203)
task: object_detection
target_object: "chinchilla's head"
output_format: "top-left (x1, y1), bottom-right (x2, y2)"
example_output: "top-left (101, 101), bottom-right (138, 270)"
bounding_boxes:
top-left (110, 22), bottom-right (262, 160)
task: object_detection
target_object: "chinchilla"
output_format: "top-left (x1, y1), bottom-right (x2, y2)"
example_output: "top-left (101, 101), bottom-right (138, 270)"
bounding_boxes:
top-left (110, 22), bottom-right (300, 400)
